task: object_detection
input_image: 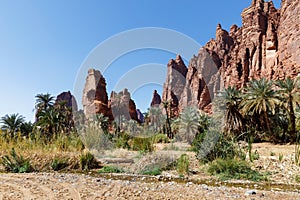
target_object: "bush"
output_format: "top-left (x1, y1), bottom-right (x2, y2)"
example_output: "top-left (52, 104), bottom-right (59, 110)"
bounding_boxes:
top-left (152, 134), bottom-right (169, 143)
top-left (80, 123), bottom-right (114, 151)
top-left (130, 137), bottom-right (154, 152)
top-left (1, 148), bottom-right (33, 173)
top-left (98, 165), bottom-right (124, 173)
top-left (51, 158), bottom-right (69, 171)
top-left (176, 154), bottom-right (189, 176)
top-left (208, 158), bottom-right (267, 181)
top-left (114, 133), bottom-right (131, 149)
top-left (80, 152), bottom-right (99, 170)
top-left (140, 166), bottom-right (162, 176)
top-left (193, 130), bottom-right (237, 163)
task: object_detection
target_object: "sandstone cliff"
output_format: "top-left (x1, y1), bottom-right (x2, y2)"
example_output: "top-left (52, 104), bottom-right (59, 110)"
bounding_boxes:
top-left (162, 0), bottom-right (300, 114)
top-left (55, 91), bottom-right (78, 111)
top-left (82, 69), bottom-right (139, 122)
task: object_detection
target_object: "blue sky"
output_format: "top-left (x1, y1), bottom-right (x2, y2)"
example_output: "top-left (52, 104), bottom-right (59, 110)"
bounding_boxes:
top-left (0, 0), bottom-right (281, 122)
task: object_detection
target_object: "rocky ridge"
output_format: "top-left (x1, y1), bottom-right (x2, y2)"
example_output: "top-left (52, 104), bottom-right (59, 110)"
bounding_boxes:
top-left (162, 0), bottom-right (300, 114)
top-left (82, 69), bottom-right (140, 122)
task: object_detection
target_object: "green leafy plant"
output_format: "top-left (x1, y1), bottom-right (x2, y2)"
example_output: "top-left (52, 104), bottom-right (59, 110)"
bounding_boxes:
top-left (51, 158), bottom-right (69, 171)
top-left (208, 158), bottom-right (267, 181)
top-left (270, 152), bottom-right (276, 156)
top-left (153, 134), bottom-right (169, 143)
top-left (279, 153), bottom-right (284, 162)
top-left (1, 148), bottom-right (33, 173)
top-left (176, 154), bottom-right (190, 176)
top-left (193, 131), bottom-right (237, 163)
top-left (80, 152), bottom-right (99, 171)
top-left (98, 165), bottom-right (124, 173)
top-left (140, 166), bottom-right (162, 176)
top-left (130, 137), bottom-right (154, 152)
top-left (250, 150), bottom-right (260, 161)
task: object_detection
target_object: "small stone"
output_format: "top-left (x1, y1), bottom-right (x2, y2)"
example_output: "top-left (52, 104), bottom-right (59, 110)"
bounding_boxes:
top-left (245, 190), bottom-right (256, 195)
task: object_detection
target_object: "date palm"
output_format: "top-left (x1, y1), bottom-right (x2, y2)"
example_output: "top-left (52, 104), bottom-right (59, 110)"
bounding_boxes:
top-left (35, 93), bottom-right (55, 119)
top-left (177, 106), bottom-right (200, 144)
top-left (221, 86), bottom-right (244, 134)
top-left (276, 77), bottom-right (300, 140)
top-left (0, 113), bottom-right (25, 138)
top-left (240, 78), bottom-right (279, 136)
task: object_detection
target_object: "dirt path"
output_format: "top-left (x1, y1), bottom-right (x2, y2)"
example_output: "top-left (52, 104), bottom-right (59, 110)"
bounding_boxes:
top-left (0, 172), bottom-right (300, 200)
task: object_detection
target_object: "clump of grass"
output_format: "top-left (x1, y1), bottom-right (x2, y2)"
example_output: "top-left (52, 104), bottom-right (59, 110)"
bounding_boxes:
top-left (251, 150), bottom-right (260, 161)
top-left (130, 137), bottom-right (154, 152)
top-left (270, 152), bottom-right (276, 156)
top-left (295, 175), bottom-right (300, 183)
top-left (140, 166), bottom-right (162, 176)
top-left (80, 152), bottom-right (99, 170)
top-left (1, 148), bottom-right (33, 173)
top-left (114, 133), bottom-right (131, 149)
top-left (153, 134), bottom-right (169, 143)
top-left (51, 157), bottom-right (69, 171)
top-left (279, 153), bottom-right (284, 162)
top-left (176, 154), bottom-right (189, 176)
top-left (98, 165), bottom-right (124, 173)
top-left (208, 158), bottom-right (267, 181)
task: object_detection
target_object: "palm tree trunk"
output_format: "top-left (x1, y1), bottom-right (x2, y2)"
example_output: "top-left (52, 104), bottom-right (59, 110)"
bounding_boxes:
top-left (289, 98), bottom-right (296, 142)
top-left (264, 112), bottom-right (272, 140)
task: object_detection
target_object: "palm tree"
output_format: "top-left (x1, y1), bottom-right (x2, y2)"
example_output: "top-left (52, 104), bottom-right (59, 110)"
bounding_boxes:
top-left (35, 93), bottom-right (55, 119)
top-left (177, 106), bottom-right (200, 144)
top-left (221, 86), bottom-right (244, 135)
top-left (276, 77), bottom-right (300, 140)
top-left (162, 100), bottom-right (172, 138)
top-left (36, 108), bottom-right (59, 138)
top-left (240, 78), bottom-right (279, 136)
top-left (0, 113), bottom-right (25, 138)
top-left (148, 107), bottom-right (164, 133)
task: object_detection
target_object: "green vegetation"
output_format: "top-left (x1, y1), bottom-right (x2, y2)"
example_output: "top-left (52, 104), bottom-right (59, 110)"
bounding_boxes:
top-left (176, 154), bottom-right (190, 176)
top-left (208, 158), bottom-right (267, 181)
top-left (1, 148), bottom-right (33, 173)
top-left (140, 166), bottom-right (162, 176)
top-left (98, 165), bottom-right (124, 173)
top-left (79, 152), bottom-right (99, 170)
top-left (51, 157), bottom-right (69, 171)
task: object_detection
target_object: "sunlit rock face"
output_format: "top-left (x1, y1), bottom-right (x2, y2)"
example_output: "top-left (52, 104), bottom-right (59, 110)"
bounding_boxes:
top-left (82, 69), bottom-right (139, 122)
top-left (162, 0), bottom-right (300, 114)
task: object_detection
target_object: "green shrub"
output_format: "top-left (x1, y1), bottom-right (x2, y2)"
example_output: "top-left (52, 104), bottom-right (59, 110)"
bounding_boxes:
top-left (114, 133), bottom-right (131, 149)
top-left (153, 134), bottom-right (169, 143)
top-left (251, 150), bottom-right (260, 161)
top-left (51, 158), bottom-right (69, 171)
top-left (130, 137), bottom-right (154, 152)
top-left (140, 166), bottom-right (162, 176)
top-left (208, 158), bottom-right (267, 181)
top-left (80, 152), bottom-right (99, 170)
top-left (98, 165), bottom-right (124, 173)
top-left (193, 130), bottom-right (237, 163)
top-left (1, 148), bottom-right (33, 173)
top-left (270, 152), bottom-right (275, 156)
top-left (279, 153), bottom-right (284, 162)
top-left (176, 154), bottom-right (189, 176)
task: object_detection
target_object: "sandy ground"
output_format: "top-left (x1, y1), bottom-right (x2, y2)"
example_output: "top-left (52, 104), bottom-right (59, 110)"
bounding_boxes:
top-left (1, 172), bottom-right (300, 200)
top-left (1, 143), bottom-right (300, 199)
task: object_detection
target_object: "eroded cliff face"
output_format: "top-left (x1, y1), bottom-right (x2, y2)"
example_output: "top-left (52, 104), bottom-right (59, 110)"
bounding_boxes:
top-left (82, 69), bottom-right (139, 122)
top-left (162, 0), bottom-right (300, 114)
top-left (55, 91), bottom-right (78, 111)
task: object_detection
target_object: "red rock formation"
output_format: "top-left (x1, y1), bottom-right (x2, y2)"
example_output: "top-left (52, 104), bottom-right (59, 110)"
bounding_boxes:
top-left (82, 69), bottom-right (140, 122)
top-left (150, 90), bottom-right (162, 107)
top-left (82, 69), bottom-right (111, 119)
top-left (110, 89), bottom-right (138, 121)
top-left (163, 0), bottom-right (300, 114)
top-left (55, 91), bottom-right (78, 111)
top-left (162, 55), bottom-right (187, 117)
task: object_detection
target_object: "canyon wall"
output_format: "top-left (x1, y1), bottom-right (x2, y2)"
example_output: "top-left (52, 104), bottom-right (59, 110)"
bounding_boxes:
top-left (162, 0), bottom-right (300, 114)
